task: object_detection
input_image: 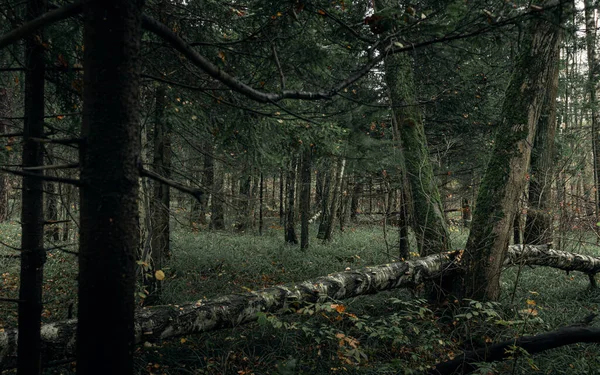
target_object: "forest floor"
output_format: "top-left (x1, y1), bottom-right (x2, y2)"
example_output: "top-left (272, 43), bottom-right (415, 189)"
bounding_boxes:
top-left (1, 219), bottom-right (600, 374)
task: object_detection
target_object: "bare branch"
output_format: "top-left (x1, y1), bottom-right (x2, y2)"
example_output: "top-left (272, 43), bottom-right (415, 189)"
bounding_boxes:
top-left (139, 166), bottom-right (203, 201)
top-left (0, 168), bottom-right (81, 185)
top-left (23, 163), bottom-right (79, 171)
top-left (271, 44), bottom-right (285, 90)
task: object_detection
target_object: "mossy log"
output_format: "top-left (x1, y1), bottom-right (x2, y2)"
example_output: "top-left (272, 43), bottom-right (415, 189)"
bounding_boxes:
top-left (1, 244), bottom-right (599, 368)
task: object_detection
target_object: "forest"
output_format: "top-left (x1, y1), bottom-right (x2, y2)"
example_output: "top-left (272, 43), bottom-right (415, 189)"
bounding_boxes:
top-left (2, 0), bottom-right (600, 374)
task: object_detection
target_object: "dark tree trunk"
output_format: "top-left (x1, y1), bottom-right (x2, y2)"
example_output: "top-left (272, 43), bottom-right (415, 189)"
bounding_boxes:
top-left (77, 0), bottom-right (143, 373)
top-left (210, 159), bottom-right (225, 230)
top-left (200, 141), bottom-right (214, 225)
top-left (513, 212), bottom-right (521, 245)
top-left (237, 173), bottom-right (251, 231)
top-left (45, 182), bottom-right (60, 241)
top-left (279, 168), bottom-right (284, 225)
top-left (321, 158), bottom-right (345, 241)
top-left (17, 0), bottom-right (46, 372)
top-left (61, 184), bottom-right (73, 241)
top-left (315, 165), bottom-right (324, 210)
top-left (398, 189), bottom-right (410, 260)
top-left (461, 2), bottom-right (564, 301)
top-left (300, 147), bottom-right (312, 250)
top-left (259, 172), bottom-right (264, 236)
top-left (317, 164), bottom-right (334, 239)
top-left (350, 181), bottom-right (363, 223)
top-left (147, 84), bottom-right (171, 305)
top-left (285, 158), bottom-right (298, 244)
top-left (0, 85), bottom-right (11, 222)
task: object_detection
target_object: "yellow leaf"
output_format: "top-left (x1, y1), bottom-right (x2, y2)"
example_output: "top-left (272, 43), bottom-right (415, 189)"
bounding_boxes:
top-left (56, 115), bottom-right (65, 120)
top-left (526, 299), bottom-right (536, 306)
top-left (5, 146), bottom-right (11, 151)
top-left (155, 270), bottom-right (165, 281)
top-left (218, 51), bottom-right (226, 63)
top-left (180, 338), bottom-right (187, 344)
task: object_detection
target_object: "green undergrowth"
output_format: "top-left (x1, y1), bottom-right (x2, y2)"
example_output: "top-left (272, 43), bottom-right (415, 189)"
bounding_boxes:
top-left (1, 220), bottom-right (600, 374)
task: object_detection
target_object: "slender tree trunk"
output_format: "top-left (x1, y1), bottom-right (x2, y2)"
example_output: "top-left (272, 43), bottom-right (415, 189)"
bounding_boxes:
top-left (350, 181), bottom-right (363, 223)
top-left (300, 147), bottom-right (312, 250)
top-left (461, 3), bottom-right (564, 301)
top-left (237, 173), bottom-right (251, 231)
top-left (279, 168), bottom-right (284, 225)
top-left (0, 85), bottom-right (11, 222)
top-left (285, 158), bottom-right (298, 244)
top-left (17, 0), bottom-right (46, 372)
top-left (584, 0), bottom-right (600, 241)
top-left (147, 84), bottom-right (171, 305)
top-left (376, 0), bottom-right (449, 256)
top-left (77, 1), bottom-right (143, 373)
top-left (259, 172), bottom-right (264, 236)
top-left (524, 40), bottom-right (559, 245)
top-left (200, 141), bottom-right (214, 226)
top-left (210, 159), bottom-right (225, 230)
top-left (45, 182), bottom-right (60, 241)
top-left (323, 158), bottom-right (346, 241)
top-left (317, 164), bottom-right (334, 239)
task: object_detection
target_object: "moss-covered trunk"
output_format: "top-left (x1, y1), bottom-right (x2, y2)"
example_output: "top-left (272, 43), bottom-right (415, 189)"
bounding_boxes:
top-left (462, 4), bottom-right (564, 301)
top-left (376, 0), bottom-right (449, 256)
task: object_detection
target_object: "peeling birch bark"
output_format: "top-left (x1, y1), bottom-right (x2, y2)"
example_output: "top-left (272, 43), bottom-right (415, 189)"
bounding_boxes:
top-left (1, 245), bottom-right (599, 368)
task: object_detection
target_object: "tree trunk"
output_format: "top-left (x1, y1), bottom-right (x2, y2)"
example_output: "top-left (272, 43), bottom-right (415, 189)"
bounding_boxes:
top-left (45, 182), bottom-right (60, 241)
top-left (350, 181), bottom-right (362, 223)
top-left (317, 165), bottom-right (333, 239)
top-left (17, 0), bottom-right (46, 372)
top-left (78, 0), bottom-right (143, 373)
top-left (461, 3), bottom-right (564, 301)
top-left (524, 39), bottom-right (560, 245)
top-left (210, 159), bottom-right (225, 230)
top-left (279, 168), bottom-right (284, 225)
top-left (285, 158), bottom-right (298, 244)
top-left (376, 0), bottom-right (449, 256)
top-left (237, 173), bottom-right (251, 231)
top-left (300, 147), bottom-right (312, 250)
top-left (320, 158), bottom-right (345, 241)
top-left (259, 172), bottom-right (264, 236)
top-left (200, 141), bottom-right (214, 226)
top-left (147, 84), bottom-right (171, 305)
top-left (0, 85), bottom-right (11, 222)
top-left (584, 0), bottom-right (600, 241)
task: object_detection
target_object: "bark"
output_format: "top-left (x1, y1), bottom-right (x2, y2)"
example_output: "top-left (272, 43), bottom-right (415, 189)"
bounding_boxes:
top-left (237, 173), bottom-right (251, 231)
top-left (584, 0), bottom-right (600, 241)
top-left (285, 158), bottom-right (298, 244)
top-left (147, 84), bottom-right (171, 305)
top-left (320, 158), bottom-right (345, 241)
top-left (200, 141), bottom-right (214, 225)
top-left (462, 4), bottom-right (564, 301)
top-left (350, 181), bottom-right (363, 222)
top-left (45, 182), bottom-right (60, 241)
top-left (0, 85), bottom-right (11, 222)
top-left (259, 172), bottom-right (264, 236)
top-left (300, 147), bottom-right (312, 250)
top-left (78, 0), bottom-right (143, 373)
top-left (376, 0), bottom-right (449, 256)
top-left (17, 0), bottom-right (46, 372)
top-left (317, 164), bottom-right (333, 239)
top-left (524, 38), bottom-right (560, 245)
top-left (2, 244), bottom-right (600, 368)
top-left (429, 326), bottom-right (600, 375)
top-left (209, 159), bottom-right (225, 230)
top-left (279, 168), bottom-right (284, 225)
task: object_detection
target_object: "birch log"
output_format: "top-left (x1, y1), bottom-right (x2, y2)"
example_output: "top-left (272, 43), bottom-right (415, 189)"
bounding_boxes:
top-left (1, 244), bottom-right (599, 368)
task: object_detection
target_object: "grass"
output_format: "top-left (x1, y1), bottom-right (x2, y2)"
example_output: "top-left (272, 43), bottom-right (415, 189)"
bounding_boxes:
top-left (1, 219), bottom-right (600, 374)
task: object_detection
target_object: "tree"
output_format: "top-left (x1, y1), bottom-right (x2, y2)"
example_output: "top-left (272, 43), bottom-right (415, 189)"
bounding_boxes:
top-left (17, 0), bottom-right (46, 372)
top-left (76, 0), bottom-right (144, 373)
top-left (461, 2), bottom-right (565, 301)
top-left (375, 0), bottom-right (450, 256)
top-left (300, 146), bottom-right (312, 250)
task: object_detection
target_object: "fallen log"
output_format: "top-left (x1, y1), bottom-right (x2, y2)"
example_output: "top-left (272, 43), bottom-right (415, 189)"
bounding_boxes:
top-left (0, 252), bottom-right (456, 368)
top-left (428, 325), bottom-right (600, 375)
top-left (1, 244), bottom-right (598, 368)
